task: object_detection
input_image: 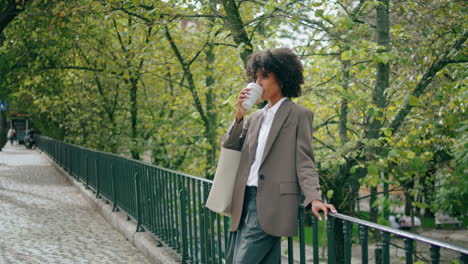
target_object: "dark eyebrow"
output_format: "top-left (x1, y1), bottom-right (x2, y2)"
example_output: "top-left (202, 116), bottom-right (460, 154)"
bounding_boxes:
top-left (254, 70), bottom-right (268, 79)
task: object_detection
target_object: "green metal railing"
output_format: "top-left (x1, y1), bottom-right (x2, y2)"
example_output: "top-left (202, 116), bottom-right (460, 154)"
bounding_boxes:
top-left (36, 136), bottom-right (468, 264)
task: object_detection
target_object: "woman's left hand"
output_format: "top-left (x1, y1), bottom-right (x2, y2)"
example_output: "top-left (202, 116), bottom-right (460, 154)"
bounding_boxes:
top-left (311, 200), bottom-right (337, 220)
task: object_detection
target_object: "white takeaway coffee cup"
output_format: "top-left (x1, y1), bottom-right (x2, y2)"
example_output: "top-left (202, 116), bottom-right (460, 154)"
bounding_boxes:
top-left (241, 83), bottom-right (263, 111)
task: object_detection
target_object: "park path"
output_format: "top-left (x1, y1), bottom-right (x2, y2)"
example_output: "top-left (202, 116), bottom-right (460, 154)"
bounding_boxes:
top-left (0, 144), bottom-right (150, 264)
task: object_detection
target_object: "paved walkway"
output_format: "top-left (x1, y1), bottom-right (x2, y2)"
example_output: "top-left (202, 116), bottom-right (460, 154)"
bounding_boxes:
top-left (0, 144), bottom-right (150, 264)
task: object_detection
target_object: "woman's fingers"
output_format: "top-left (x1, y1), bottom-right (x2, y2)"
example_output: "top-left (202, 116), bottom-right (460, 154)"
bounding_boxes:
top-left (327, 204), bottom-right (338, 213)
top-left (311, 207), bottom-right (322, 221)
top-left (312, 204), bottom-right (326, 220)
top-left (312, 202), bottom-right (338, 221)
top-left (238, 88), bottom-right (251, 100)
top-left (322, 204), bottom-right (329, 219)
top-left (236, 87), bottom-right (252, 114)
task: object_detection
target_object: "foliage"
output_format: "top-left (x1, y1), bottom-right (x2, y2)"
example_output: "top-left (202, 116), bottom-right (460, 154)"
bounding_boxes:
top-left (0, 0), bottom-right (466, 218)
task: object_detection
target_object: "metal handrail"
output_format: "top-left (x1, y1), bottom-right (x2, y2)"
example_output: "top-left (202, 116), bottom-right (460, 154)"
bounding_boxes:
top-left (35, 135), bottom-right (468, 264)
top-left (331, 212), bottom-right (468, 255)
top-left (38, 135), bottom-right (213, 184)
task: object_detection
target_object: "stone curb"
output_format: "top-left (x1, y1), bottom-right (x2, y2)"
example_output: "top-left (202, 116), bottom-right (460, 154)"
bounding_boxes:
top-left (39, 150), bottom-right (181, 264)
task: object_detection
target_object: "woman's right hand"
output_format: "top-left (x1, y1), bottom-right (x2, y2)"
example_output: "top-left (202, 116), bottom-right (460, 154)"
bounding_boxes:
top-left (236, 86), bottom-right (262, 122)
top-left (236, 87), bottom-right (250, 120)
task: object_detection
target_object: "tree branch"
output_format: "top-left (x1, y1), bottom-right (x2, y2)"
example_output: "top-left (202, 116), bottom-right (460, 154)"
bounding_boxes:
top-left (389, 30), bottom-right (467, 135)
top-left (42, 66), bottom-right (103, 72)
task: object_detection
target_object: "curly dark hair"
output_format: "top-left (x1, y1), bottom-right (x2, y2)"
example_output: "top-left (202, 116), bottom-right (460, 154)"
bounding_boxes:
top-left (246, 47), bottom-right (304, 98)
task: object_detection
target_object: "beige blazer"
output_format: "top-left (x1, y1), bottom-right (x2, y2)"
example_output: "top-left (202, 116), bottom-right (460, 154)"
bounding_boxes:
top-left (222, 98), bottom-right (322, 237)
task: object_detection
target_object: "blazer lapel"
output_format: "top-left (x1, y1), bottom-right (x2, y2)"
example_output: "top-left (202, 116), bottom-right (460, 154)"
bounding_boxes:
top-left (259, 99), bottom-right (293, 167)
top-left (248, 111), bottom-right (264, 157)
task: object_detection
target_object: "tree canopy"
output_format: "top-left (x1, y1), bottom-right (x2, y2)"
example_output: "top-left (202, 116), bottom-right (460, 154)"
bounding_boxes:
top-left (1, 0), bottom-right (466, 221)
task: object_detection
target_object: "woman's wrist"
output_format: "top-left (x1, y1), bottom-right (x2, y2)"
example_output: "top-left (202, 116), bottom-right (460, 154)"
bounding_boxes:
top-left (235, 112), bottom-right (244, 123)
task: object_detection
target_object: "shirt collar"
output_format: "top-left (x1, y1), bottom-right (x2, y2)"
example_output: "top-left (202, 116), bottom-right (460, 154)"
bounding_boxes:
top-left (263, 97), bottom-right (289, 115)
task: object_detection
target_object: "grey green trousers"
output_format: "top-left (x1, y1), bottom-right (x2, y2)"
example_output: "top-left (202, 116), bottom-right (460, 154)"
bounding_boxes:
top-left (225, 186), bottom-right (281, 264)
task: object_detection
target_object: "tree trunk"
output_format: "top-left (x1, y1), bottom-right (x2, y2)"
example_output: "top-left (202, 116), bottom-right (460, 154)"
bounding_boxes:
top-left (404, 190), bottom-right (412, 216)
top-left (130, 77), bottom-right (139, 160)
top-left (221, 0), bottom-right (253, 67)
top-left (330, 45), bottom-right (354, 262)
top-left (204, 28), bottom-right (218, 180)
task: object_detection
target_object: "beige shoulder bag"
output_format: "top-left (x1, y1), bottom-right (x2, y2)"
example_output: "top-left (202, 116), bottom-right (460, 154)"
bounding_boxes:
top-left (205, 147), bottom-right (242, 217)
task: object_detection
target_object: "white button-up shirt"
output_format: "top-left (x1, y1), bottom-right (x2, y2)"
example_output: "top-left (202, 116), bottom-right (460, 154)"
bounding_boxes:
top-left (247, 97), bottom-right (289, 187)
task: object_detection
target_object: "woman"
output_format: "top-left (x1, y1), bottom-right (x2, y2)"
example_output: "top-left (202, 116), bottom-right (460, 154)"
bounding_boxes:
top-left (222, 47), bottom-right (337, 263)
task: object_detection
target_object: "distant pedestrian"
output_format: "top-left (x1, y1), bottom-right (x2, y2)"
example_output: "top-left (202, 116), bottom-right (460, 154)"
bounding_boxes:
top-left (7, 128), bottom-right (16, 145)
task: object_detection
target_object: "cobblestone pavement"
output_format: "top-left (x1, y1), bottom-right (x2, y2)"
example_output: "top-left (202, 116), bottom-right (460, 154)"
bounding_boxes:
top-left (0, 144), bottom-right (150, 264)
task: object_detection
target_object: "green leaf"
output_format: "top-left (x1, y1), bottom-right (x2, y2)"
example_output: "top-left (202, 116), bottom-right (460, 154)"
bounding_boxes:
top-left (341, 50), bottom-right (352, 61)
top-left (408, 95), bottom-right (419, 106)
top-left (388, 149), bottom-right (399, 159)
top-left (327, 189), bottom-right (334, 199)
top-left (367, 164), bottom-right (379, 187)
top-left (382, 128), bottom-right (392, 137)
top-left (368, 174), bottom-right (379, 187)
top-left (380, 53), bottom-right (390, 64)
top-left (314, 9), bottom-right (324, 17)
top-left (377, 216), bottom-right (390, 226)
top-left (237, 42), bottom-right (245, 54)
top-left (265, 2), bottom-right (275, 13)
top-left (223, 95), bottom-right (237, 107)
top-left (414, 202), bottom-right (429, 209)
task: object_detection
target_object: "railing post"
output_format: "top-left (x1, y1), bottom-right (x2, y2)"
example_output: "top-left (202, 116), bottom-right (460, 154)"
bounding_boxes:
top-left (287, 237), bottom-right (294, 264)
top-left (216, 212), bottom-right (222, 264)
top-left (160, 170), bottom-right (170, 242)
top-left (85, 156), bottom-right (89, 190)
top-left (174, 173), bottom-right (181, 252)
top-left (168, 172), bottom-right (175, 248)
top-left (359, 225), bottom-right (368, 264)
top-left (179, 187), bottom-right (188, 263)
top-left (135, 172), bottom-right (144, 232)
top-left (382, 232), bottom-right (390, 264)
top-left (209, 209), bottom-right (215, 263)
top-left (197, 180), bottom-right (204, 263)
top-left (430, 245), bottom-right (440, 264)
top-left (312, 215), bottom-right (319, 264)
top-left (95, 159), bottom-right (100, 198)
top-left (404, 238), bottom-right (413, 264)
top-left (202, 182), bottom-right (212, 263)
top-left (64, 146), bottom-right (68, 172)
top-left (327, 217), bottom-right (335, 264)
top-left (299, 206), bottom-right (306, 264)
top-left (375, 242), bottom-right (382, 264)
top-left (343, 221), bottom-right (351, 264)
top-left (76, 149), bottom-right (80, 180)
top-left (111, 163), bottom-right (119, 212)
top-left (156, 169), bottom-right (163, 238)
top-left (459, 254), bottom-right (468, 264)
